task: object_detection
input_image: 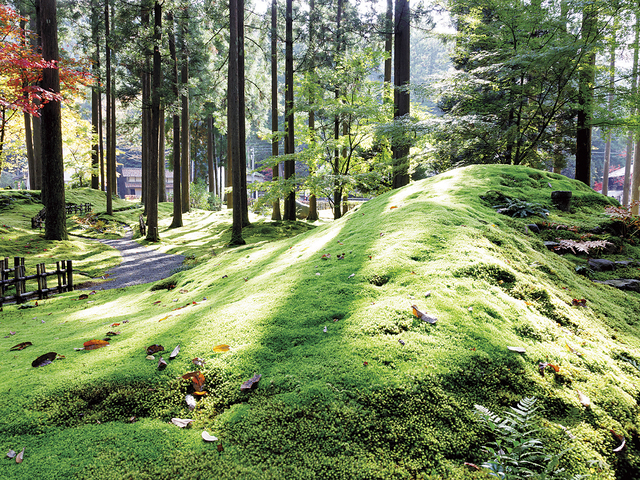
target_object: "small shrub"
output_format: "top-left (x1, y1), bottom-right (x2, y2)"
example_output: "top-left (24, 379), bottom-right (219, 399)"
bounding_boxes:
top-left (605, 201), bottom-right (640, 242)
top-left (494, 197), bottom-right (550, 218)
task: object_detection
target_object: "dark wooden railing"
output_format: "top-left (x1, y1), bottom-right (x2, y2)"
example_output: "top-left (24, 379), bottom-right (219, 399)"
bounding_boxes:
top-left (0, 257), bottom-right (73, 306)
top-left (31, 203), bottom-right (92, 230)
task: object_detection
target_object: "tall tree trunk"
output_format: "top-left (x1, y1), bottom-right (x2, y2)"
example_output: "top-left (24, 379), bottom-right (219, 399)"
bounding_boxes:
top-left (283, 0), bottom-right (296, 221)
top-left (168, 11), bottom-right (182, 228)
top-left (159, 107), bottom-right (166, 202)
top-left (306, 0), bottom-right (319, 222)
top-left (271, 0), bottom-right (282, 221)
top-left (207, 115), bottom-right (214, 195)
top-left (575, 6), bottom-right (597, 186)
top-left (392, 0), bottom-right (410, 189)
top-left (105, 0), bottom-right (113, 214)
top-left (181, 12), bottom-right (190, 214)
top-left (239, 0), bottom-right (249, 226)
top-left (603, 30), bottom-right (616, 197)
top-left (332, 0), bottom-right (344, 220)
top-left (90, 0), bottom-right (99, 190)
top-left (141, 6), bottom-right (150, 205)
top-left (146, 1), bottom-right (161, 241)
top-left (384, 0), bottom-right (393, 103)
top-left (19, 3), bottom-right (35, 190)
top-left (40, 0), bottom-right (67, 240)
top-left (31, 7), bottom-right (42, 191)
top-left (213, 130), bottom-right (219, 198)
top-left (624, 20), bottom-right (639, 205)
top-left (91, 80), bottom-right (99, 189)
top-left (97, 40), bottom-right (104, 192)
top-left (229, 0), bottom-right (245, 244)
top-left (110, 69), bottom-right (117, 197)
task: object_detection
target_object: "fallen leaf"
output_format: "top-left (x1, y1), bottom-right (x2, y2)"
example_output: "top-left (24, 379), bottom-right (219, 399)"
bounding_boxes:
top-left (171, 418), bottom-right (194, 428)
top-left (577, 390), bottom-right (591, 407)
top-left (464, 462), bottom-right (480, 471)
top-left (110, 323), bottom-right (120, 327)
top-left (179, 289), bottom-right (189, 294)
top-left (538, 362), bottom-right (560, 376)
top-left (32, 352), bottom-right (57, 367)
top-left (390, 206), bottom-right (397, 210)
top-left (146, 344), bottom-right (164, 355)
top-left (6, 450), bottom-right (16, 459)
top-left (84, 340), bottom-right (109, 350)
top-left (146, 355), bottom-right (155, 360)
top-left (153, 301), bottom-right (161, 305)
top-left (15, 447), bottom-right (24, 464)
top-left (411, 305), bottom-right (437, 324)
top-left (323, 326), bottom-right (327, 333)
top-left (572, 298), bottom-right (587, 307)
top-left (158, 315), bottom-right (169, 322)
top-left (213, 344), bottom-right (230, 353)
top-left (158, 357), bottom-right (167, 370)
top-left (217, 443), bottom-right (224, 453)
top-left (169, 345), bottom-right (180, 360)
top-left (565, 343), bottom-right (583, 356)
top-left (193, 357), bottom-right (206, 366)
top-left (398, 339), bottom-right (405, 346)
top-left (185, 394), bottom-right (196, 410)
top-left (202, 431), bottom-right (218, 442)
top-left (240, 373), bottom-right (262, 391)
top-left (9, 342), bottom-right (32, 351)
top-left (78, 294), bottom-right (89, 300)
top-left (183, 371), bottom-right (206, 394)
top-left (321, 254), bottom-right (331, 260)
top-left (611, 430), bottom-right (626, 452)
top-left (507, 346), bottom-right (526, 353)
top-left (105, 331), bottom-right (120, 336)
top-left (348, 273), bottom-right (355, 279)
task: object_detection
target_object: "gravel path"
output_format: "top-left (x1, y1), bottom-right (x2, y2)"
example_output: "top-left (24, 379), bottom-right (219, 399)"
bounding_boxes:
top-left (87, 230), bottom-right (185, 290)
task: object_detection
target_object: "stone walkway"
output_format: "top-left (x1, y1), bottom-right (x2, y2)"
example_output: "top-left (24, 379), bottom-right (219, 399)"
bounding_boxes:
top-left (86, 230), bottom-right (185, 290)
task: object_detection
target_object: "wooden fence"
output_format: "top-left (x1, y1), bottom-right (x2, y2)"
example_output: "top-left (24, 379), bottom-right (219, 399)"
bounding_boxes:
top-left (0, 257), bottom-right (73, 306)
top-left (31, 203), bottom-right (92, 230)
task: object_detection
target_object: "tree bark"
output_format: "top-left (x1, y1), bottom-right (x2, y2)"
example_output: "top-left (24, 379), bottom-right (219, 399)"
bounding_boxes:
top-left (283, 0), bottom-right (296, 221)
top-left (105, 0), bottom-right (113, 214)
top-left (306, 0), bottom-right (319, 222)
top-left (207, 115), bottom-right (214, 195)
top-left (146, 1), bottom-right (161, 241)
top-left (168, 11), bottom-right (182, 228)
top-left (19, 3), bottom-right (35, 190)
top-left (575, 7), bottom-right (597, 186)
top-left (181, 11), bottom-right (190, 214)
top-left (603, 32), bottom-right (615, 197)
top-left (229, 0), bottom-right (245, 244)
top-left (624, 20), bottom-right (639, 205)
top-left (384, 0), bottom-right (393, 103)
top-left (239, 0), bottom-right (249, 226)
top-left (31, 6), bottom-right (42, 191)
top-left (271, 0), bottom-right (282, 221)
top-left (40, 0), bottom-right (67, 240)
top-left (392, 0), bottom-right (410, 189)
top-left (159, 107), bottom-right (166, 202)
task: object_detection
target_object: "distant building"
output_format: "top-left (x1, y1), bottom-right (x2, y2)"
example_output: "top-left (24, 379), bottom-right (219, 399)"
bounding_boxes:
top-left (117, 167), bottom-right (174, 200)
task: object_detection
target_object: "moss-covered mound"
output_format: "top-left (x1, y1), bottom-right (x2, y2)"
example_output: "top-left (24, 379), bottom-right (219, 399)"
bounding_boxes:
top-left (1, 165), bottom-right (639, 479)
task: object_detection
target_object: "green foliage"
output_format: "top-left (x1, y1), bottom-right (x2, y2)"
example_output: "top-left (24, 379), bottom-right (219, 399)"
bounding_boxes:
top-left (605, 202), bottom-right (640, 242)
top-left (189, 180), bottom-right (210, 210)
top-left (475, 398), bottom-right (578, 479)
top-left (494, 198), bottom-right (550, 219)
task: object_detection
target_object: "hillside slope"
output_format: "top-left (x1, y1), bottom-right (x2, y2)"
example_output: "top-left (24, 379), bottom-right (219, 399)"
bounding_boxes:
top-left (1, 165), bottom-right (639, 480)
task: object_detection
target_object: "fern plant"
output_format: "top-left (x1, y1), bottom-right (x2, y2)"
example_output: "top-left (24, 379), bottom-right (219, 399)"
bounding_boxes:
top-left (475, 397), bottom-right (583, 479)
top-left (494, 198), bottom-right (550, 218)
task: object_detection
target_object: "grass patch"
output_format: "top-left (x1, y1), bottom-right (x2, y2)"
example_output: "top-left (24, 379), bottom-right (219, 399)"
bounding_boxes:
top-left (1, 165), bottom-right (639, 479)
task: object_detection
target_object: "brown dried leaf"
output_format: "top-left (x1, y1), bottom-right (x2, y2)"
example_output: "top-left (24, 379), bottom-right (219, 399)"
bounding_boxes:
top-left (213, 344), bottom-right (230, 353)
top-left (10, 342), bottom-right (32, 351)
top-left (32, 352), bottom-right (57, 367)
top-left (83, 340), bottom-right (109, 350)
top-left (240, 373), bottom-right (262, 391)
top-left (146, 344), bottom-right (164, 355)
top-left (411, 305), bottom-right (437, 324)
top-left (15, 447), bottom-right (24, 464)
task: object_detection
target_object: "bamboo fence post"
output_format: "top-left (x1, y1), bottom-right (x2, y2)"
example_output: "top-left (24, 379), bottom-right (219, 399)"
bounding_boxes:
top-left (56, 261), bottom-right (63, 293)
top-left (66, 260), bottom-right (73, 291)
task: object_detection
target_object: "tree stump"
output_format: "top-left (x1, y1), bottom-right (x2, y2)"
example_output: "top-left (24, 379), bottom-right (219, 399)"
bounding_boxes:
top-left (551, 191), bottom-right (572, 211)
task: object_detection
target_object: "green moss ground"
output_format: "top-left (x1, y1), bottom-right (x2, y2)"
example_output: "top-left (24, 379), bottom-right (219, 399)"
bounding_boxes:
top-left (1, 166), bottom-right (640, 479)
